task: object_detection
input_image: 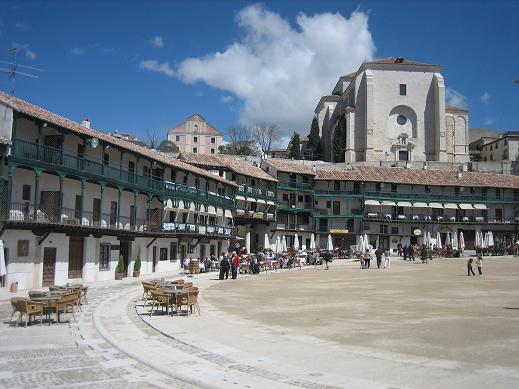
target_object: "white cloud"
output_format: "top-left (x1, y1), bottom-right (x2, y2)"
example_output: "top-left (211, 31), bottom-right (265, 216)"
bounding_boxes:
top-left (445, 87), bottom-right (467, 108)
top-left (12, 43), bottom-right (37, 60)
top-left (176, 4), bottom-right (375, 135)
top-left (139, 59), bottom-right (175, 77)
top-left (151, 36), bottom-right (164, 49)
top-left (70, 47), bottom-right (84, 56)
top-left (483, 118), bottom-right (495, 126)
top-left (220, 95), bottom-right (233, 103)
top-left (480, 91), bottom-right (490, 105)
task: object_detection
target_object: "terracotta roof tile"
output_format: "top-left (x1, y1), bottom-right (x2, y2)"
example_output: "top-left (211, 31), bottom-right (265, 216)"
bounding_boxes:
top-left (0, 92), bottom-right (235, 187)
top-left (367, 57), bottom-right (437, 66)
top-left (180, 153), bottom-right (278, 182)
top-left (265, 159), bottom-right (316, 176)
top-left (315, 166), bottom-right (519, 189)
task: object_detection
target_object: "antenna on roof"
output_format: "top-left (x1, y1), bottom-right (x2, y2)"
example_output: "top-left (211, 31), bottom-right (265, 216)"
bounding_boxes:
top-left (0, 47), bottom-right (43, 95)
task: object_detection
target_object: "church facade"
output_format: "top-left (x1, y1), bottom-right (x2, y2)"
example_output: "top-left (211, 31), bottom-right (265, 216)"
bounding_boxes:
top-left (315, 57), bottom-right (469, 164)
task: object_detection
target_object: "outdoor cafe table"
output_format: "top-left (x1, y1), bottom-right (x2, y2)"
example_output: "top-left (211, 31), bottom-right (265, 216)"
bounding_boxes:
top-left (162, 288), bottom-right (188, 316)
top-left (57, 284), bottom-right (82, 290)
top-left (48, 290), bottom-right (68, 296)
top-left (30, 296), bottom-right (60, 325)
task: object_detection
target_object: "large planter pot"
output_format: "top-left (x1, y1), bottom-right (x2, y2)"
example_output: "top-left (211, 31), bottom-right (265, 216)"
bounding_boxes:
top-left (133, 271), bottom-right (140, 278)
top-left (115, 273), bottom-right (124, 280)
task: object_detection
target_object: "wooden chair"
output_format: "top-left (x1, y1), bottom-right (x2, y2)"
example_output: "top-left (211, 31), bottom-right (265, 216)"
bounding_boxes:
top-left (49, 285), bottom-right (67, 292)
top-left (187, 288), bottom-right (200, 316)
top-left (49, 292), bottom-right (78, 323)
top-left (79, 286), bottom-right (89, 305)
top-left (149, 290), bottom-right (171, 316)
top-left (182, 282), bottom-right (193, 288)
top-left (28, 290), bottom-right (47, 299)
top-left (142, 282), bottom-right (159, 305)
top-left (174, 291), bottom-right (190, 316)
top-left (10, 298), bottom-right (45, 327)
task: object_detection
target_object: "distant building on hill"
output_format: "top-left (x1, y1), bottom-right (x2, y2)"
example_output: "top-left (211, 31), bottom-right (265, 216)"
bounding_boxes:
top-left (167, 114), bottom-right (222, 155)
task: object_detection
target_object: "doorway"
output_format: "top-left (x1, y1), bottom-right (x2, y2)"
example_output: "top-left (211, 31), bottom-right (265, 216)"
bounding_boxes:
top-left (42, 247), bottom-right (56, 286)
top-left (68, 237), bottom-right (84, 279)
top-left (200, 244), bottom-right (206, 260)
top-left (120, 241), bottom-right (131, 277)
top-left (180, 245), bottom-right (186, 266)
top-left (378, 236), bottom-right (390, 251)
top-left (152, 246), bottom-right (157, 272)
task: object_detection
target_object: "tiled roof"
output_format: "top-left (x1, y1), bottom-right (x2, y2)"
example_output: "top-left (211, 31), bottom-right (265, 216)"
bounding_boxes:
top-left (366, 57), bottom-right (438, 66)
top-left (265, 159), bottom-right (316, 176)
top-left (315, 166), bottom-right (519, 189)
top-left (180, 153), bottom-right (277, 182)
top-left (0, 92), bottom-right (236, 187)
top-left (168, 114), bottom-right (222, 136)
top-left (446, 105), bottom-right (469, 113)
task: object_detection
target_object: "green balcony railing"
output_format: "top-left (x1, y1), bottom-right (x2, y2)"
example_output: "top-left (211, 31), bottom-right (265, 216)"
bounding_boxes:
top-left (363, 191), bottom-right (518, 204)
top-left (277, 182), bottom-right (314, 191)
top-left (237, 184), bottom-right (276, 200)
top-left (12, 139), bottom-right (234, 209)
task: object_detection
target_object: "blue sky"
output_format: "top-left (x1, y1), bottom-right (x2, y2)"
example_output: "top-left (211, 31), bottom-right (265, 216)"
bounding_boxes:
top-left (0, 0), bottom-right (517, 144)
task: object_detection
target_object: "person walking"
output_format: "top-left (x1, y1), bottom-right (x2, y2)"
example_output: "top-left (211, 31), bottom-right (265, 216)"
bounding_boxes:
top-left (363, 249), bottom-right (372, 269)
top-left (324, 250), bottom-right (332, 270)
top-left (231, 251), bottom-right (240, 279)
top-left (219, 254), bottom-right (230, 280)
top-left (467, 257), bottom-right (476, 276)
top-left (409, 245), bottom-right (415, 261)
top-left (476, 255), bottom-right (483, 275)
top-left (375, 247), bottom-right (383, 269)
top-left (384, 250), bottom-right (391, 269)
top-left (403, 245), bottom-right (408, 261)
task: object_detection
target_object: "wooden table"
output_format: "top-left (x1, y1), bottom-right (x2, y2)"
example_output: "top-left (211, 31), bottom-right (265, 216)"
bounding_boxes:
top-left (30, 296), bottom-right (60, 325)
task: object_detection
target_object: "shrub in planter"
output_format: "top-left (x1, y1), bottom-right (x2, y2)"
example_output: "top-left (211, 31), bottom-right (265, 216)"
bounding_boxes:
top-left (133, 252), bottom-right (141, 277)
top-left (115, 255), bottom-right (124, 280)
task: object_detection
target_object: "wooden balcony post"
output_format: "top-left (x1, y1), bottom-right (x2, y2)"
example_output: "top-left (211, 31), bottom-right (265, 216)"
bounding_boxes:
top-left (99, 183), bottom-right (105, 227)
top-left (133, 191), bottom-right (137, 230)
top-left (7, 165), bottom-right (15, 217)
top-left (58, 174), bottom-right (64, 219)
top-left (33, 169), bottom-right (41, 221)
top-left (117, 187), bottom-right (122, 228)
top-left (80, 179), bottom-right (85, 223)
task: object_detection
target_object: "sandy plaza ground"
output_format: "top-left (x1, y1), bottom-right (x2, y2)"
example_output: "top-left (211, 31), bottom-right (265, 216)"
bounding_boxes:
top-left (205, 256), bottom-right (519, 369)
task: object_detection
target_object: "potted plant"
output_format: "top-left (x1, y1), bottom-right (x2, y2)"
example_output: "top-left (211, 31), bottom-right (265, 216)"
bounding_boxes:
top-left (115, 255), bottom-right (124, 280)
top-left (133, 252), bottom-right (141, 277)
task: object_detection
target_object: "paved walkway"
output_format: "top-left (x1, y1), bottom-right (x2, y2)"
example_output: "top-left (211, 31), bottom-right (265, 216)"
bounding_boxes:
top-left (1, 258), bottom-right (519, 388)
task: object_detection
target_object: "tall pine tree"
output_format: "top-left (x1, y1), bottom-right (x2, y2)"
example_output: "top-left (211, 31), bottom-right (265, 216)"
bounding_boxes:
top-left (288, 132), bottom-right (302, 160)
top-left (307, 117), bottom-right (321, 160)
top-left (332, 116), bottom-right (346, 163)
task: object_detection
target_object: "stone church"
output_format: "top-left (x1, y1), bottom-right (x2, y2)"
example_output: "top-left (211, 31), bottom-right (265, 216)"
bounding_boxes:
top-left (315, 57), bottom-right (469, 163)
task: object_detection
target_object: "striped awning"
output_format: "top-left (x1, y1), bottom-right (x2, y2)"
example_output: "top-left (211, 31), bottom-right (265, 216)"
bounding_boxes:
top-left (413, 202), bottom-right (428, 208)
top-left (236, 195), bottom-right (246, 201)
top-left (397, 201), bottom-right (412, 207)
top-left (364, 200), bottom-right (380, 206)
top-left (459, 203), bottom-right (474, 210)
top-left (474, 203), bottom-right (487, 210)
top-left (429, 202), bottom-right (443, 209)
top-left (443, 203), bottom-right (458, 209)
top-left (381, 200), bottom-right (396, 206)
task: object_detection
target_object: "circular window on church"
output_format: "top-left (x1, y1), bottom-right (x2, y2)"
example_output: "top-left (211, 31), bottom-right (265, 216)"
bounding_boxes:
top-left (397, 115), bottom-right (407, 125)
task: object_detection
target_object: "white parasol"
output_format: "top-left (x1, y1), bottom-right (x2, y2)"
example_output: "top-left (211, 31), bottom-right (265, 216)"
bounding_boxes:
top-left (445, 232), bottom-right (451, 246)
top-left (276, 236), bottom-right (281, 253)
top-left (264, 233), bottom-right (270, 251)
top-left (282, 235), bottom-right (287, 252)
top-left (452, 232), bottom-right (458, 250)
top-left (356, 235), bottom-right (364, 252)
top-left (427, 231), bottom-right (432, 247)
top-left (482, 231), bottom-right (488, 249)
top-left (327, 234), bottom-right (333, 251)
top-left (436, 231), bottom-right (442, 249)
top-left (294, 234), bottom-right (300, 250)
top-left (487, 231), bottom-right (494, 247)
top-left (363, 234), bottom-right (370, 252)
top-left (459, 231), bottom-right (465, 250)
top-left (310, 234), bottom-right (316, 250)
top-left (423, 230), bottom-right (428, 246)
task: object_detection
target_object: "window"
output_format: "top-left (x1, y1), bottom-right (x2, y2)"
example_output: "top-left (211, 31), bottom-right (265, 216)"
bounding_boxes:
top-left (391, 226), bottom-right (399, 234)
top-left (175, 135), bottom-right (180, 142)
top-left (425, 186), bottom-right (431, 193)
top-left (332, 201), bottom-right (340, 215)
top-left (504, 139), bottom-right (508, 146)
top-left (397, 115), bottom-right (407, 125)
top-left (334, 181), bottom-right (340, 191)
top-left (211, 137), bottom-right (216, 144)
top-left (391, 184), bottom-right (397, 193)
top-left (183, 175), bottom-right (188, 184)
top-left (303, 176), bottom-right (309, 184)
top-left (297, 195), bottom-right (303, 202)
top-left (496, 143), bottom-right (499, 149)
top-left (193, 136), bottom-right (198, 143)
top-left (495, 208), bottom-right (502, 222)
top-left (398, 150), bottom-right (409, 161)
top-left (399, 84), bottom-right (407, 96)
top-left (17, 240), bottom-right (29, 256)
top-left (211, 148), bottom-right (215, 154)
top-left (193, 147), bottom-right (198, 153)
top-left (75, 195), bottom-right (82, 219)
top-left (379, 225), bottom-right (388, 234)
top-left (170, 242), bottom-right (177, 261)
top-left (495, 188), bottom-right (501, 199)
top-left (326, 200), bottom-right (331, 209)
top-left (22, 185), bottom-right (31, 201)
top-left (160, 248), bottom-right (168, 261)
top-left (99, 244), bottom-right (110, 270)
top-left (103, 153), bottom-right (109, 166)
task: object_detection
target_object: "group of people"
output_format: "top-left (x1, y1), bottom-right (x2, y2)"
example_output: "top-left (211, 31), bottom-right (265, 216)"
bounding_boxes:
top-left (396, 243), bottom-right (433, 263)
top-left (467, 255), bottom-right (483, 276)
top-left (361, 248), bottom-right (391, 269)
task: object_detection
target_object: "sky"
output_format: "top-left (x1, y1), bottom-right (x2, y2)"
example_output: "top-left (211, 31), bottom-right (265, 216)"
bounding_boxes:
top-left (0, 0), bottom-right (518, 145)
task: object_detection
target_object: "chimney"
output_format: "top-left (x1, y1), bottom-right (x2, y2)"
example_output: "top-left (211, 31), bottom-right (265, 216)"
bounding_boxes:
top-left (82, 117), bottom-right (90, 128)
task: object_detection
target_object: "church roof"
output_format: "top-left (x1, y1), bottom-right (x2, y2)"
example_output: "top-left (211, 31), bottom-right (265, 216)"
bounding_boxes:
top-left (315, 166), bottom-right (519, 189)
top-left (168, 114), bottom-right (223, 136)
top-left (366, 57), bottom-right (440, 66)
top-left (0, 92), bottom-right (236, 187)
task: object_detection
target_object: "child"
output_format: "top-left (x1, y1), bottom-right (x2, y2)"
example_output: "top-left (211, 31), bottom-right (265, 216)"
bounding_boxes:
top-left (467, 257), bottom-right (476, 276)
top-left (476, 255), bottom-right (483, 275)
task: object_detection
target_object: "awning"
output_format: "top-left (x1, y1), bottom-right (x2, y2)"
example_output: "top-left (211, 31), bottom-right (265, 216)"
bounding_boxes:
top-left (381, 200), bottom-right (396, 206)
top-left (413, 202), bottom-right (428, 208)
top-left (397, 201), bottom-right (412, 207)
top-left (257, 199), bottom-right (266, 204)
top-left (164, 199), bottom-right (174, 210)
top-left (236, 195), bottom-right (246, 201)
top-left (267, 200), bottom-right (275, 205)
top-left (216, 208), bottom-right (224, 216)
top-left (246, 197), bottom-right (256, 202)
top-left (459, 203), bottom-right (474, 210)
top-left (364, 200), bottom-right (380, 206)
top-left (443, 203), bottom-right (458, 209)
top-left (224, 210), bottom-right (233, 218)
top-left (208, 206), bottom-right (217, 215)
top-left (429, 202), bottom-right (443, 209)
top-left (474, 203), bottom-right (487, 210)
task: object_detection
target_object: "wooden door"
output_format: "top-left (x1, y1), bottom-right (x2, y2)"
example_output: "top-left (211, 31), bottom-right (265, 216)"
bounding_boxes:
top-left (68, 236), bottom-right (84, 279)
top-left (120, 241), bottom-right (130, 276)
top-left (42, 247), bottom-right (56, 287)
top-left (93, 198), bottom-right (100, 225)
top-left (152, 246), bottom-right (157, 272)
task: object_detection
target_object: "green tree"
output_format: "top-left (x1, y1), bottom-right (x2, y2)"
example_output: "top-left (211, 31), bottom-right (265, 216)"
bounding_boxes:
top-left (157, 140), bottom-right (179, 153)
top-left (287, 132), bottom-right (302, 160)
top-left (332, 116), bottom-right (346, 163)
top-left (307, 116), bottom-right (321, 160)
top-left (219, 125), bottom-right (260, 156)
